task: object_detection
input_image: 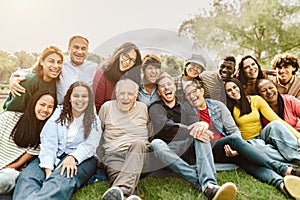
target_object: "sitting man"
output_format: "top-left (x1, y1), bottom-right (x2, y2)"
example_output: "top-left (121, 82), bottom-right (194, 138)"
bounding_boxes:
top-left (97, 79), bottom-right (151, 200)
top-left (184, 81), bottom-right (300, 199)
top-left (200, 55), bottom-right (236, 103)
top-left (148, 73), bottom-right (237, 200)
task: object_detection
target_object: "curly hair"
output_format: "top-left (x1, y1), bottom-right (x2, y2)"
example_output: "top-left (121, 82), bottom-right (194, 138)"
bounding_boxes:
top-left (103, 42), bottom-right (142, 83)
top-left (224, 78), bottom-right (252, 117)
top-left (237, 55), bottom-right (264, 84)
top-left (271, 52), bottom-right (299, 75)
top-left (11, 90), bottom-right (57, 148)
top-left (31, 46), bottom-right (64, 80)
top-left (56, 81), bottom-right (97, 139)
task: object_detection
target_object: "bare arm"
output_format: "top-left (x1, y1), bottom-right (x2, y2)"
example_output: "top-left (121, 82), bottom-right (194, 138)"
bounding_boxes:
top-left (9, 75), bottom-right (26, 97)
top-left (4, 152), bottom-right (33, 170)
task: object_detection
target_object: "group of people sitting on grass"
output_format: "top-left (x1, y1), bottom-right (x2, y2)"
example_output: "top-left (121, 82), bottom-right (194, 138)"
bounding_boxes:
top-left (0, 35), bottom-right (300, 200)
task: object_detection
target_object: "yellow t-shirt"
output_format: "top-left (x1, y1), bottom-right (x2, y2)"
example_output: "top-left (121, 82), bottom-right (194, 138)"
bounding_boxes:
top-left (233, 95), bottom-right (300, 140)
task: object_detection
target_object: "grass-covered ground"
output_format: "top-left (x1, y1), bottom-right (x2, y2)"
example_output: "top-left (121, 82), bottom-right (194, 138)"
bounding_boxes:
top-left (71, 169), bottom-right (289, 200)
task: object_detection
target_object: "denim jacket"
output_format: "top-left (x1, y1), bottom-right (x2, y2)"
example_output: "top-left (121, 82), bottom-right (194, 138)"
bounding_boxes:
top-left (39, 106), bottom-right (101, 170)
top-left (205, 99), bottom-right (241, 137)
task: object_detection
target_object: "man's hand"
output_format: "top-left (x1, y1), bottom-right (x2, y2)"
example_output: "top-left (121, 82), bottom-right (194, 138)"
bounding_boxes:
top-left (224, 144), bottom-right (239, 157)
top-left (9, 76), bottom-right (26, 97)
top-left (188, 121), bottom-right (213, 143)
top-left (56, 156), bottom-right (77, 178)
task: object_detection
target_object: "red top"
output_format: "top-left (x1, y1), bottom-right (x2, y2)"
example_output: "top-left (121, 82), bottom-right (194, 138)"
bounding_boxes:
top-left (198, 107), bottom-right (224, 141)
top-left (93, 66), bottom-right (116, 114)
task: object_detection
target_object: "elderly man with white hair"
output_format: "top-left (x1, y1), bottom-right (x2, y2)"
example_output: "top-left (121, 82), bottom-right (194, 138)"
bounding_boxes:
top-left (97, 79), bottom-right (152, 200)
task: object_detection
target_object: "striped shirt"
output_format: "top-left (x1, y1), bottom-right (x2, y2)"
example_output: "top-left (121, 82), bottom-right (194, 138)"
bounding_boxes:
top-left (0, 111), bottom-right (39, 169)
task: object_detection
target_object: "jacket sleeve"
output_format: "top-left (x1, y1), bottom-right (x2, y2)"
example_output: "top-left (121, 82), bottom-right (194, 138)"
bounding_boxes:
top-left (39, 108), bottom-right (61, 170)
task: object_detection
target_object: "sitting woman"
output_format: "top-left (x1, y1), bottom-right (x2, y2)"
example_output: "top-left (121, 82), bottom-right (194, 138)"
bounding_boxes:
top-left (270, 52), bottom-right (300, 100)
top-left (236, 55), bottom-right (267, 95)
top-left (224, 78), bottom-right (300, 164)
top-left (13, 81), bottom-right (101, 200)
top-left (0, 90), bottom-right (56, 195)
top-left (257, 78), bottom-right (300, 132)
top-left (3, 46), bottom-right (63, 112)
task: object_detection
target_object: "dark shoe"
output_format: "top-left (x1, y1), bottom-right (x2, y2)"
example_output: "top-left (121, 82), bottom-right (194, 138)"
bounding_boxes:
top-left (203, 182), bottom-right (237, 200)
top-left (101, 187), bottom-right (124, 200)
top-left (283, 175), bottom-right (300, 199)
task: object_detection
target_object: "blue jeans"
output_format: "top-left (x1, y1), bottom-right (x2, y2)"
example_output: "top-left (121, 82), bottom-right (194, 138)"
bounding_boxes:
top-left (150, 138), bottom-right (217, 192)
top-left (13, 156), bottom-right (97, 200)
top-left (212, 134), bottom-right (285, 190)
top-left (260, 120), bottom-right (300, 163)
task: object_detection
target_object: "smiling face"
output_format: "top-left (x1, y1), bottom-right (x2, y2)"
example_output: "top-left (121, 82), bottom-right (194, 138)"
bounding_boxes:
top-left (70, 86), bottom-right (89, 117)
top-left (119, 49), bottom-right (137, 72)
top-left (225, 81), bottom-right (241, 101)
top-left (219, 60), bottom-right (235, 80)
top-left (242, 58), bottom-right (259, 80)
top-left (68, 37), bottom-right (89, 66)
top-left (143, 65), bottom-right (161, 84)
top-left (257, 79), bottom-right (278, 105)
top-left (276, 64), bottom-right (296, 84)
top-left (34, 94), bottom-right (55, 121)
top-left (41, 53), bottom-right (63, 82)
top-left (157, 77), bottom-right (176, 107)
top-left (184, 84), bottom-right (205, 109)
top-left (186, 62), bottom-right (202, 78)
top-left (116, 82), bottom-right (138, 112)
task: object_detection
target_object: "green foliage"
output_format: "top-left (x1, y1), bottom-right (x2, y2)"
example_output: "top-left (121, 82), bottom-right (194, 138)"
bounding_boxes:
top-left (87, 53), bottom-right (105, 65)
top-left (179, 0), bottom-right (300, 65)
top-left (71, 169), bottom-right (289, 200)
top-left (0, 50), bottom-right (18, 83)
top-left (14, 51), bottom-right (36, 69)
top-left (160, 54), bottom-right (184, 76)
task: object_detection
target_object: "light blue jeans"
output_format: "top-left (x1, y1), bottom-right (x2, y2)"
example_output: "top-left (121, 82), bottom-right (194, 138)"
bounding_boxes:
top-left (150, 138), bottom-right (217, 192)
top-left (249, 120), bottom-right (300, 165)
top-left (13, 156), bottom-right (97, 200)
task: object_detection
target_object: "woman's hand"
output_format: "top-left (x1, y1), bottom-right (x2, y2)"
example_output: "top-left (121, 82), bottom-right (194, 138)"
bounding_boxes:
top-left (44, 168), bottom-right (52, 179)
top-left (224, 144), bottom-right (239, 157)
top-left (56, 156), bottom-right (77, 178)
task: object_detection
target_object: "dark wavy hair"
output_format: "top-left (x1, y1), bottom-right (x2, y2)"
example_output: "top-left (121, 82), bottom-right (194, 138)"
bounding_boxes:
top-left (55, 81), bottom-right (97, 139)
top-left (271, 52), bottom-right (299, 75)
top-left (102, 42), bottom-right (142, 83)
top-left (224, 78), bottom-right (252, 117)
top-left (256, 79), bottom-right (284, 119)
top-left (11, 90), bottom-right (57, 148)
top-left (237, 55), bottom-right (264, 84)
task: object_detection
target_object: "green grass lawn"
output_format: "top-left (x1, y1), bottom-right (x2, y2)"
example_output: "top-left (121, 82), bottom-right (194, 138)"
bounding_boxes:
top-left (71, 169), bottom-right (288, 200)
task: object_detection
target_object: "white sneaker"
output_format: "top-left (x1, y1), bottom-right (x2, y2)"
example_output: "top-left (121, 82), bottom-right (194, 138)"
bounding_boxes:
top-left (101, 187), bottom-right (124, 200)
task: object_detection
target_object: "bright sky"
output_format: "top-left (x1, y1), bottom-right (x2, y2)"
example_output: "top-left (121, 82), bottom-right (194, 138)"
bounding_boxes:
top-left (0, 0), bottom-right (211, 54)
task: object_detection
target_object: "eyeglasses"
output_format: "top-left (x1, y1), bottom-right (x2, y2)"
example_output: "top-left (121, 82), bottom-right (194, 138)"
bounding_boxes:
top-left (185, 89), bottom-right (198, 99)
top-left (121, 53), bottom-right (136, 66)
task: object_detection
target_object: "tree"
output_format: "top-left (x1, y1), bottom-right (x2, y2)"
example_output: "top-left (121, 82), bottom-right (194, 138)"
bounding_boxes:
top-left (179, 0), bottom-right (300, 66)
top-left (0, 50), bottom-right (18, 83)
top-left (87, 53), bottom-right (104, 64)
top-left (14, 51), bottom-right (36, 69)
